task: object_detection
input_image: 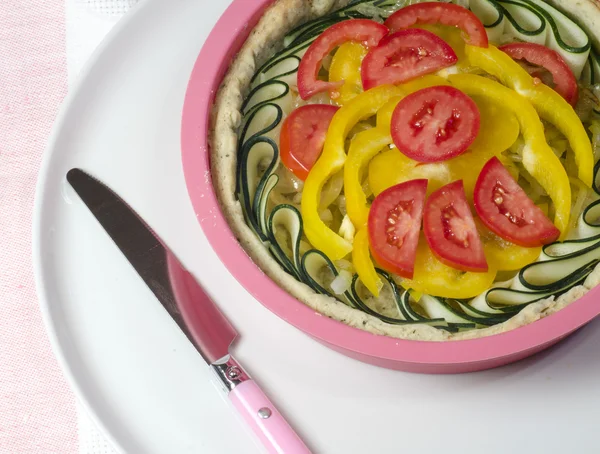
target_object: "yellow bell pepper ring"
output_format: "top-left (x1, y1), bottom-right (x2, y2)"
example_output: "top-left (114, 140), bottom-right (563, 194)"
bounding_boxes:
top-left (344, 128), bottom-right (392, 229)
top-left (484, 238), bottom-right (542, 272)
top-left (353, 227), bottom-right (382, 297)
top-left (476, 219), bottom-right (542, 271)
top-left (414, 24), bottom-right (467, 64)
top-left (448, 74), bottom-right (572, 237)
top-left (527, 84), bottom-right (594, 187)
top-left (328, 42), bottom-right (368, 106)
top-left (465, 44), bottom-right (594, 187)
top-left (401, 239), bottom-right (498, 300)
top-left (465, 44), bottom-right (532, 91)
top-left (376, 97), bottom-right (404, 135)
top-left (301, 85), bottom-right (405, 261)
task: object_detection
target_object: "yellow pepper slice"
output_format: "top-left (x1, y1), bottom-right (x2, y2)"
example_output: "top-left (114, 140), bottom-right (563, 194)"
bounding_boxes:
top-left (485, 241), bottom-right (541, 272)
top-left (448, 74), bottom-right (571, 236)
top-left (376, 97), bottom-right (403, 135)
top-left (353, 227), bottom-right (381, 296)
top-left (369, 94), bottom-right (520, 199)
top-left (529, 84), bottom-right (593, 186)
top-left (465, 44), bottom-right (594, 187)
top-left (369, 148), bottom-right (444, 196)
top-left (468, 95), bottom-right (520, 158)
top-left (301, 85), bottom-right (404, 260)
top-left (465, 44), bottom-right (531, 90)
top-left (345, 128), bottom-right (392, 229)
top-left (414, 24), bottom-right (467, 65)
top-left (476, 219), bottom-right (541, 271)
top-left (401, 238), bottom-right (498, 299)
top-left (400, 74), bottom-right (452, 94)
top-left (328, 42), bottom-right (368, 106)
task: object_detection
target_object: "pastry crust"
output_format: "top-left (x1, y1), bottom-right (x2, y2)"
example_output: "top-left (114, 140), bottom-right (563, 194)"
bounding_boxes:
top-left (209, 0), bottom-right (599, 341)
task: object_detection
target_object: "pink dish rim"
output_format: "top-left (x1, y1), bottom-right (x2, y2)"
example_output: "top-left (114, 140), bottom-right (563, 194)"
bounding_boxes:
top-left (181, 0), bottom-right (600, 367)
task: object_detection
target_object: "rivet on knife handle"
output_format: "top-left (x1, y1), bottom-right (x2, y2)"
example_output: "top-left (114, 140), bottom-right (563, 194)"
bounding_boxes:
top-left (211, 355), bottom-right (250, 392)
top-left (211, 355), bottom-right (311, 453)
top-left (229, 379), bottom-right (312, 454)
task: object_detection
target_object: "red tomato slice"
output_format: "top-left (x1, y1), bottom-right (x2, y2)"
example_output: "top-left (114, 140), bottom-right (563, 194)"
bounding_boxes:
top-left (391, 86), bottom-right (480, 163)
top-left (297, 19), bottom-right (388, 100)
top-left (279, 104), bottom-right (339, 180)
top-left (385, 2), bottom-right (488, 48)
top-left (423, 180), bottom-right (488, 272)
top-left (474, 157), bottom-right (560, 247)
top-left (368, 179), bottom-right (428, 279)
top-left (361, 29), bottom-right (458, 90)
top-left (499, 42), bottom-right (579, 106)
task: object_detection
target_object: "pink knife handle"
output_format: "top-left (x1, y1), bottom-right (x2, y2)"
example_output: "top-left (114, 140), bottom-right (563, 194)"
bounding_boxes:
top-left (230, 380), bottom-right (311, 454)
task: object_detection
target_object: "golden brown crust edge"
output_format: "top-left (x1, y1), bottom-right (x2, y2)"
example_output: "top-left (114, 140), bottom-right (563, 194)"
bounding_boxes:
top-left (208, 0), bottom-right (600, 342)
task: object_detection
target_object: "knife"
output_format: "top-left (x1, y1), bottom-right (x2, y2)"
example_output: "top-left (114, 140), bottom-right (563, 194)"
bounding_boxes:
top-left (66, 168), bottom-right (311, 454)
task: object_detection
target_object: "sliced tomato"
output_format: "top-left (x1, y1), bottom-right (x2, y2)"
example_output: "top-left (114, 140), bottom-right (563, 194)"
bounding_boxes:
top-left (384, 2), bottom-right (488, 48)
top-left (473, 157), bottom-right (560, 247)
top-left (279, 105), bottom-right (339, 180)
top-left (499, 42), bottom-right (579, 106)
top-left (423, 180), bottom-right (488, 272)
top-left (391, 86), bottom-right (480, 163)
top-left (368, 179), bottom-right (428, 279)
top-left (361, 29), bottom-right (457, 90)
top-left (297, 19), bottom-right (388, 100)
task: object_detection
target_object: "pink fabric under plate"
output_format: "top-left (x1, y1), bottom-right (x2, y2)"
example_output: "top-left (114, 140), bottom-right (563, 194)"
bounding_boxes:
top-left (0, 1), bottom-right (77, 452)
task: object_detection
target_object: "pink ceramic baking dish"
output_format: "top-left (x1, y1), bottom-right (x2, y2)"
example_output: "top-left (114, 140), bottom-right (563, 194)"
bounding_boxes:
top-left (181, 0), bottom-right (600, 374)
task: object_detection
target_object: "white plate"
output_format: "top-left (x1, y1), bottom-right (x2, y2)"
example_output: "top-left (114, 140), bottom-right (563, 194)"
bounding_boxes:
top-left (33, 1), bottom-right (600, 453)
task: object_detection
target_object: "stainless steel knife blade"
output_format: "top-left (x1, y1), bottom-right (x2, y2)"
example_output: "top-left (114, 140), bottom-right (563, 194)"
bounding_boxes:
top-left (66, 168), bottom-right (237, 364)
top-left (67, 168), bottom-right (311, 453)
